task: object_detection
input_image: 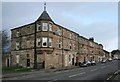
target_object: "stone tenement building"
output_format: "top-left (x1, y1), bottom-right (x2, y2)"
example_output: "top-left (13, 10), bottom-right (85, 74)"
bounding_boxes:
top-left (11, 6), bottom-right (108, 69)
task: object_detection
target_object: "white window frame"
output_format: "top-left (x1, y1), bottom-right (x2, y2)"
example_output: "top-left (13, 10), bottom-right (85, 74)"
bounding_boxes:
top-left (37, 24), bottom-right (41, 31)
top-left (16, 42), bottom-right (19, 50)
top-left (49, 23), bottom-right (52, 32)
top-left (16, 31), bottom-right (19, 37)
top-left (58, 37), bottom-right (62, 49)
top-left (42, 37), bottom-right (47, 47)
top-left (70, 43), bottom-right (72, 49)
top-left (58, 27), bottom-right (61, 35)
top-left (37, 38), bottom-right (41, 47)
top-left (49, 38), bottom-right (52, 47)
top-left (16, 55), bottom-right (20, 64)
top-left (70, 33), bottom-right (72, 39)
top-left (42, 23), bottom-right (48, 31)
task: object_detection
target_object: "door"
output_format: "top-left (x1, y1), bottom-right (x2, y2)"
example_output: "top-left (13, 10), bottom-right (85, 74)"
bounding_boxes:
top-left (7, 59), bottom-right (9, 67)
top-left (27, 59), bottom-right (30, 67)
top-left (72, 58), bottom-right (74, 65)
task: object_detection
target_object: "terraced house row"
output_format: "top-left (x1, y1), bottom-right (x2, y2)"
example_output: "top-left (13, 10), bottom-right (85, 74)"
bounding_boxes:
top-left (11, 6), bottom-right (109, 69)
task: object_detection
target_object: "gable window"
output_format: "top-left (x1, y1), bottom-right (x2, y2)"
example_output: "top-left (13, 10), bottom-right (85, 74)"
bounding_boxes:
top-left (58, 37), bottom-right (62, 49)
top-left (37, 24), bottom-right (41, 31)
top-left (42, 37), bottom-right (47, 47)
top-left (37, 38), bottom-right (41, 47)
top-left (49, 23), bottom-right (52, 32)
top-left (49, 38), bottom-right (52, 47)
top-left (16, 42), bottom-right (19, 50)
top-left (42, 23), bottom-right (48, 31)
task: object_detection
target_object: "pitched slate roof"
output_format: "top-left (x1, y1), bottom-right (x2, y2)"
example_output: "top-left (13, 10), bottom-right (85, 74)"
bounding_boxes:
top-left (37, 10), bottom-right (53, 22)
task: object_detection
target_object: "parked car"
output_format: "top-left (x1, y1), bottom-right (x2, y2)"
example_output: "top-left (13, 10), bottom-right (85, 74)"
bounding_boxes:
top-left (79, 62), bottom-right (88, 67)
top-left (108, 58), bottom-right (112, 62)
top-left (101, 60), bottom-right (107, 63)
top-left (114, 57), bottom-right (118, 60)
top-left (86, 61), bottom-right (91, 66)
top-left (91, 61), bottom-right (96, 66)
top-left (79, 61), bottom-right (91, 67)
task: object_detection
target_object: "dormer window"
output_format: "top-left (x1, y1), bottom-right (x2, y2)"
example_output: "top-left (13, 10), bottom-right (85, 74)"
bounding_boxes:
top-left (42, 23), bottom-right (48, 31)
top-left (37, 24), bottom-right (41, 31)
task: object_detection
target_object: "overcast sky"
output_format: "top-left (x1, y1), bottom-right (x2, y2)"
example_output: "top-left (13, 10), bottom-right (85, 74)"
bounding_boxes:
top-left (2, 2), bottom-right (118, 52)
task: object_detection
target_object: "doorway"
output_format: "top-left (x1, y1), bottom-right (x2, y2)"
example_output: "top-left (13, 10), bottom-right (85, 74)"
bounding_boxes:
top-left (7, 59), bottom-right (10, 67)
top-left (72, 58), bottom-right (74, 65)
top-left (27, 59), bottom-right (30, 67)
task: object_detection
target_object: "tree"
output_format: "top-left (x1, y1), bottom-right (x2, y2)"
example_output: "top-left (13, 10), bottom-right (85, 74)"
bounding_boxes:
top-left (1, 30), bottom-right (10, 53)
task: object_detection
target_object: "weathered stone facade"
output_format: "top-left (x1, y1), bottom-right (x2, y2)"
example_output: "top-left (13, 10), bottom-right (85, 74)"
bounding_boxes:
top-left (11, 8), bottom-right (108, 69)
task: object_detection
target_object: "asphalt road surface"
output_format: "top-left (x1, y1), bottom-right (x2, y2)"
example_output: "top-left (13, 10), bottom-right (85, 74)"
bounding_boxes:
top-left (3, 60), bottom-right (119, 81)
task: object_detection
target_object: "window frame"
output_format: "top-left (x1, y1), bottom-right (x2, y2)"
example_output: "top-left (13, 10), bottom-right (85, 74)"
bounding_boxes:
top-left (37, 38), bottom-right (41, 47)
top-left (37, 24), bottom-right (41, 31)
top-left (16, 55), bottom-right (20, 64)
top-left (42, 37), bottom-right (48, 47)
top-left (58, 37), bottom-right (62, 49)
top-left (16, 31), bottom-right (19, 37)
top-left (58, 27), bottom-right (61, 35)
top-left (16, 42), bottom-right (19, 50)
top-left (42, 23), bottom-right (48, 31)
top-left (49, 38), bottom-right (52, 47)
top-left (49, 23), bottom-right (52, 32)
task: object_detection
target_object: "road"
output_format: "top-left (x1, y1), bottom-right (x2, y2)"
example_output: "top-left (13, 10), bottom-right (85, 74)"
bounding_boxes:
top-left (3, 60), bottom-right (119, 81)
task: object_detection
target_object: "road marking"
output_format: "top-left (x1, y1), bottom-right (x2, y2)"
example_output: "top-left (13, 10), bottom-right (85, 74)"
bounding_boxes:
top-left (64, 70), bottom-right (69, 72)
top-left (69, 72), bottom-right (86, 78)
top-left (53, 79), bottom-right (58, 81)
top-left (107, 75), bottom-right (113, 80)
top-left (101, 66), bottom-right (106, 69)
top-left (106, 65), bottom-right (110, 67)
top-left (12, 77), bottom-right (18, 80)
top-left (48, 79), bottom-right (58, 82)
top-left (101, 64), bottom-right (104, 65)
top-left (90, 69), bottom-right (97, 72)
top-left (55, 71), bottom-right (61, 73)
top-left (80, 68), bottom-right (84, 69)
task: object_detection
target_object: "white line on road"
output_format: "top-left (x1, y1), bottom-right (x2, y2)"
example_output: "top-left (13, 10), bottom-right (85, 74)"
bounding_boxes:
top-left (64, 70), bottom-right (69, 72)
top-left (53, 79), bottom-right (58, 81)
top-left (69, 72), bottom-right (86, 78)
top-left (101, 66), bottom-right (106, 69)
top-left (80, 68), bottom-right (84, 69)
top-left (48, 79), bottom-right (58, 82)
top-left (90, 69), bottom-right (97, 72)
top-left (55, 71), bottom-right (61, 73)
